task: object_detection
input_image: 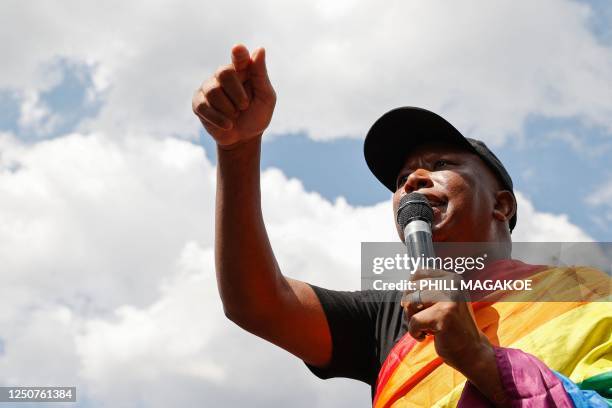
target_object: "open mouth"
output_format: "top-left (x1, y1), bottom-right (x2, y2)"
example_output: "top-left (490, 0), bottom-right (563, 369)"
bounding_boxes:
top-left (424, 196), bottom-right (446, 210)
top-left (424, 197), bottom-right (447, 221)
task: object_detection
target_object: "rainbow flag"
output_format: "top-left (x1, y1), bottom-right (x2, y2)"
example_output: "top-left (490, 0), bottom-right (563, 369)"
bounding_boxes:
top-left (373, 266), bottom-right (611, 407)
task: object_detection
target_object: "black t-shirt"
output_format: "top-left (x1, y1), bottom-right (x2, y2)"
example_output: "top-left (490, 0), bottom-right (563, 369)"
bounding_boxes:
top-left (304, 284), bottom-right (405, 400)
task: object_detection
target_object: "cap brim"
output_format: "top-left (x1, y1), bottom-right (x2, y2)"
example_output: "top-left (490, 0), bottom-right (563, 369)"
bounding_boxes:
top-left (364, 107), bottom-right (475, 192)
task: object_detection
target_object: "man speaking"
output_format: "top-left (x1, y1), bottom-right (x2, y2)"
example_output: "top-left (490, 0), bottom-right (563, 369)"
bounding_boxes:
top-left (192, 44), bottom-right (610, 407)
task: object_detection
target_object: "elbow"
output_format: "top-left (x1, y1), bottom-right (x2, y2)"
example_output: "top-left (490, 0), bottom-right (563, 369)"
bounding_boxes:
top-left (218, 281), bottom-right (289, 332)
top-left (222, 305), bottom-right (260, 335)
top-left (221, 302), bottom-right (259, 328)
top-left (221, 299), bottom-right (279, 334)
top-left (223, 307), bottom-right (240, 324)
top-left (222, 303), bottom-right (243, 324)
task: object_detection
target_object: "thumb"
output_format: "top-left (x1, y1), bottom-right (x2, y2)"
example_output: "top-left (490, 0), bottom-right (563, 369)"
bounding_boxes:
top-left (249, 47), bottom-right (273, 93)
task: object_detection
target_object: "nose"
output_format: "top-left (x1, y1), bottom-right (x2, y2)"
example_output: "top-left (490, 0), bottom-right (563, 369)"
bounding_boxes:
top-left (403, 168), bottom-right (433, 193)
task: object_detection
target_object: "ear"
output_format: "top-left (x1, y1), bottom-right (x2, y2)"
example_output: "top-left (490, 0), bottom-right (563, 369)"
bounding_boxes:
top-left (492, 190), bottom-right (516, 224)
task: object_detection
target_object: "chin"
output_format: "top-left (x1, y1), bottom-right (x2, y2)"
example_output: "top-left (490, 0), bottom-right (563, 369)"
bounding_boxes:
top-left (431, 214), bottom-right (450, 241)
top-left (431, 228), bottom-right (448, 243)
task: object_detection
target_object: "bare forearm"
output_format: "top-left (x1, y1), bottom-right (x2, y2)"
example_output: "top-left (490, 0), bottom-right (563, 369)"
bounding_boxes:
top-left (215, 135), bottom-right (286, 319)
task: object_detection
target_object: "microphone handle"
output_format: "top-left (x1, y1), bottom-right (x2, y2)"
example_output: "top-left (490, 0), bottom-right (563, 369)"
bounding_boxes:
top-left (399, 219), bottom-right (435, 336)
top-left (403, 219), bottom-right (435, 260)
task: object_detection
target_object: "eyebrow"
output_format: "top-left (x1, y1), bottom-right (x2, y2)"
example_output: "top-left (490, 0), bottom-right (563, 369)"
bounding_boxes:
top-left (400, 151), bottom-right (462, 171)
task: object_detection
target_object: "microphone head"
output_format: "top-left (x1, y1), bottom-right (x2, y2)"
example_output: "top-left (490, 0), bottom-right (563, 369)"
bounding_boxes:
top-left (397, 192), bottom-right (434, 229)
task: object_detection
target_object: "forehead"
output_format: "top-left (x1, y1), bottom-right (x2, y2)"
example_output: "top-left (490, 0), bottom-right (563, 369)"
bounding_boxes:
top-left (401, 141), bottom-right (476, 167)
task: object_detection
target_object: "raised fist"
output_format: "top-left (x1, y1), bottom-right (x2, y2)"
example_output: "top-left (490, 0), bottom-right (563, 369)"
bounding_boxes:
top-left (192, 44), bottom-right (276, 147)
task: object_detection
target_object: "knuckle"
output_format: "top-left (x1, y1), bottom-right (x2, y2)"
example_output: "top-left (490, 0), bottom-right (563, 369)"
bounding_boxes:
top-left (215, 65), bottom-right (234, 81)
top-left (192, 101), bottom-right (205, 116)
top-left (192, 90), bottom-right (205, 112)
top-left (199, 106), bottom-right (215, 122)
top-left (213, 66), bottom-right (225, 78)
top-left (205, 86), bottom-right (224, 100)
top-left (199, 77), bottom-right (215, 93)
top-left (436, 320), bottom-right (446, 332)
top-left (202, 86), bottom-right (213, 99)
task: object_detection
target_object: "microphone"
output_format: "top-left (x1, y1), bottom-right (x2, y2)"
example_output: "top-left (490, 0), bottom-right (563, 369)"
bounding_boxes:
top-left (397, 192), bottom-right (435, 260)
top-left (397, 192), bottom-right (435, 337)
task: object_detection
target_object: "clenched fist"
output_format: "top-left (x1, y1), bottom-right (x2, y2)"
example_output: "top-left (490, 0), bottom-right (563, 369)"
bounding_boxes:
top-left (192, 44), bottom-right (276, 147)
top-left (402, 269), bottom-right (489, 370)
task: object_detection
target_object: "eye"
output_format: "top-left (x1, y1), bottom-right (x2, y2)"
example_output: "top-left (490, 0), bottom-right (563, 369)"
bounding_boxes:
top-left (433, 160), bottom-right (449, 170)
top-left (396, 174), bottom-right (409, 190)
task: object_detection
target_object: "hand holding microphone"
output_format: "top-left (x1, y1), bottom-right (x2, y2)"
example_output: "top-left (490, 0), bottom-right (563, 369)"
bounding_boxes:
top-left (397, 193), bottom-right (488, 372)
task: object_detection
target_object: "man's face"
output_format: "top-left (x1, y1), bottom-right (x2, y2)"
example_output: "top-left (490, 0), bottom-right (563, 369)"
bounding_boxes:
top-left (392, 141), bottom-right (501, 242)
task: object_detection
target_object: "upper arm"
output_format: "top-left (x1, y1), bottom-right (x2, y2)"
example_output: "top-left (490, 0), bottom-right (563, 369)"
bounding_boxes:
top-left (272, 277), bottom-right (334, 367)
top-left (267, 278), bottom-right (383, 383)
top-left (228, 275), bottom-right (382, 382)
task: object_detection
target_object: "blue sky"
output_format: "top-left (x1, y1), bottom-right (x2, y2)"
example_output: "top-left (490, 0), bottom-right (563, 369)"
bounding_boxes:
top-left (578, 0), bottom-right (612, 45)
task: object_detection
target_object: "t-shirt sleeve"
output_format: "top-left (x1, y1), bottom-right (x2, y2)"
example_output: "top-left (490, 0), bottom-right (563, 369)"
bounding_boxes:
top-left (304, 284), bottom-right (382, 385)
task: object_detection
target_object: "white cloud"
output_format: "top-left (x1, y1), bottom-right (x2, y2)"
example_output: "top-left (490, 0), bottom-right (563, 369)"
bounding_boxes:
top-left (0, 131), bottom-right (215, 310)
top-left (17, 90), bottom-right (59, 136)
top-left (586, 178), bottom-right (612, 207)
top-left (0, 133), bottom-right (380, 407)
top-left (1, 0), bottom-right (612, 144)
top-left (512, 191), bottom-right (593, 241)
top-left (586, 177), bottom-right (612, 228)
top-left (0, 132), bottom-right (595, 407)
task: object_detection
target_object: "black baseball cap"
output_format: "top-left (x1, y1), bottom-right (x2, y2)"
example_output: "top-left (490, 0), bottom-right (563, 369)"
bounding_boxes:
top-left (364, 107), bottom-right (517, 231)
